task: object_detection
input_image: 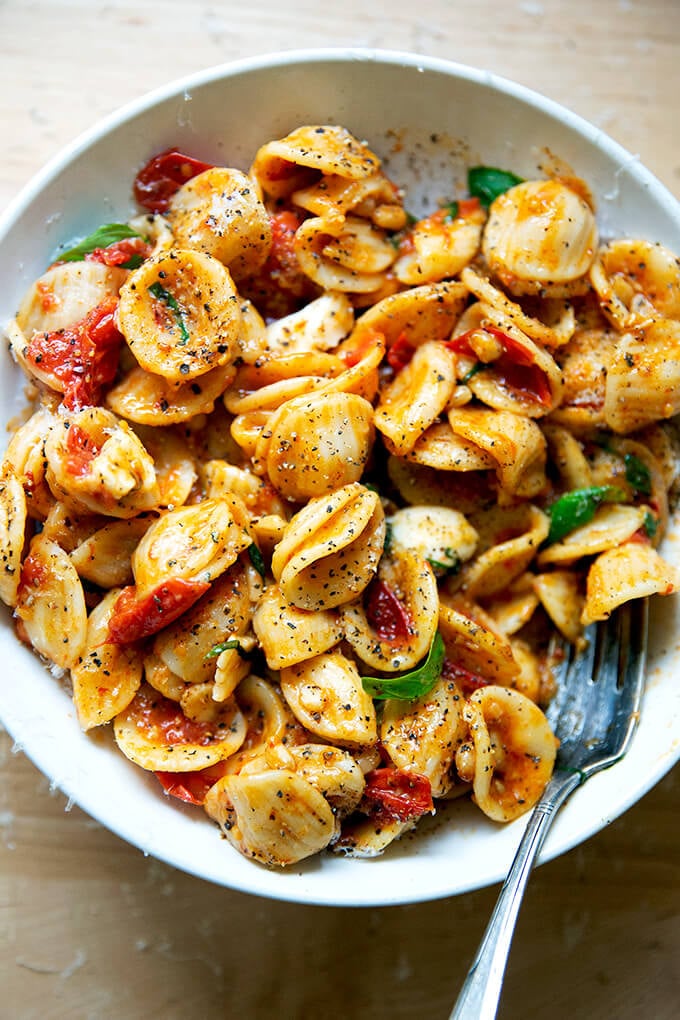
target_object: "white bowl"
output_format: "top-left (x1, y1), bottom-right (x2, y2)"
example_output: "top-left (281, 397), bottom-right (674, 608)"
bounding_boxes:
top-left (1, 49), bottom-right (679, 907)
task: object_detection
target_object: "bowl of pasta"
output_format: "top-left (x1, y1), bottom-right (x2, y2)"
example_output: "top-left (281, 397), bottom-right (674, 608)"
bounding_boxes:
top-left (1, 49), bottom-right (679, 906)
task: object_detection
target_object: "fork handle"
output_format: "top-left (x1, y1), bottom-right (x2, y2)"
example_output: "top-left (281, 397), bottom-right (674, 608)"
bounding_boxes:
top-left (450, 769), bottom-right (583, 1020)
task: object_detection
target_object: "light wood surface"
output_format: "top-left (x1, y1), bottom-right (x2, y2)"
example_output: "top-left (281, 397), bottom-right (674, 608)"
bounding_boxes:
top-left (1, 3), bottom-right (679, 1018)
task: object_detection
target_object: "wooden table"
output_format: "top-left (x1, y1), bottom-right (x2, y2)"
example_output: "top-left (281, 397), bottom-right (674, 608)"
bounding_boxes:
top-left (1, 3), bottom-right (679, 1017)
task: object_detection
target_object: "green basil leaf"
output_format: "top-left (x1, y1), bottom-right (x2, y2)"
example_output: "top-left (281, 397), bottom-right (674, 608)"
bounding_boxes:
top-left (383, 520), bottom-right (393, 555)
top-left (443, 200), bottom-right (459, 222)
top-left (468, 166), bottom-right (523, 208)
top-left (148, 282), bottom-right (190, 345)
top-left (460, 361), bottom-right (485, 385)
top-left (206, 639), bottom-right (245, 659)
top-left (361, 631), bottom-right (445, 701)
top-left (624, 452), bottom-right (652, 496)
top-left (57, 223), bottom-right (144, 262)
top-left (427, 548), bottom-right (460, 576)
top-left (546, 485), bottom-right (626, 544)
top-left (643, 510), bottom-right (658, 538)
top-left (248, 542), bottom-right (266, 579)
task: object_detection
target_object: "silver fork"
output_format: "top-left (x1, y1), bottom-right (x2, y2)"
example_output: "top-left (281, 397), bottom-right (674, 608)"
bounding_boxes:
top-left (450, 597), bottom-right (649, 1020)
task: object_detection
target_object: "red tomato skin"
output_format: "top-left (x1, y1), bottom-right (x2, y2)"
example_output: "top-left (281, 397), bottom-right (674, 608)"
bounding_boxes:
top-left (107, 578), bottom-right (211, 645)
top-left (386, 332), bottom-right (416, 373)
top-left (84, 237), bottom-right (152, 267)
top-left (24, 296), bottom-right (124, 410)
top-left (133, 148), bottom-right (214, 213)
top-left (363, 767), bottom-right (434, 821)
top-left (239, 209), bottom-right (316, 319)
top-left (445, 326), bottom-right (551, 408)
top-left (65, 423), bottom-right (102, 477)
top-left (155, 762), bottom-right (229, 805)
top-left (365, 579), bottom-right (413, 643)
top-left (441, 657), bottom-right (491, 696)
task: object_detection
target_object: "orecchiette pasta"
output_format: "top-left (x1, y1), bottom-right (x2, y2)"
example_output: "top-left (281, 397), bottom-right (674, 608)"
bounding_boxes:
top-left (2, 123), bottom-right (679, 868)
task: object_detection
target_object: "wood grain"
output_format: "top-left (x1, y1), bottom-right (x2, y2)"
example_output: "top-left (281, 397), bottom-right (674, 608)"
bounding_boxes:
top-left (1, 2), bottom-right (679, 1017)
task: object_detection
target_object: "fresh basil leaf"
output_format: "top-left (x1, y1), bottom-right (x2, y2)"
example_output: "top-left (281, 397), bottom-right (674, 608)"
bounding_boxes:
top-left (468, 166), bottom-right (523, 208)
top-left (643, 511), bottom-right (658, 538)
top-left (546, 485), bottom-right (626, 544)
top-left (206, 639), bottom-right (245, 659)
top-left (443, 200), bottom-right (459, 222)
top-left (57, 223), bottom-right (144, 262)
top-left (361, 631), bottom-right (445, 701)
top-left (460, 361), bottom-right (485, 385)
top-left (624, 452), bottom-right (652, 496)
top-left (427, 548), bottom-right (460, 576)
top-left (248, 542), bottom-right (266, 579)
top-left (383, 520), bottom-right (393, 555)
top-left (148, 282), bottom-right (190, 345)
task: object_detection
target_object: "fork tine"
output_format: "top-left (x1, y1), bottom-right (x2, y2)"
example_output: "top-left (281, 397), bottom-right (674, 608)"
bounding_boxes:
top-left (551, 598), bottom-right (649, 775)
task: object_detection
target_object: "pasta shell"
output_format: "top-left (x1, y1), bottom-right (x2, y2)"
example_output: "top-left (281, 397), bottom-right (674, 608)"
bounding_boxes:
top-left (262, 292), bottom-right (354, 358)
top-left (0, 461), bottom-right (27, 607)
top-left (603, 319), bottom-right (680, 433)
top-left (286, 743), bottom-right (365, 817)
top-left (447, 406), bottom-right (547, 499)
top-left (590, 239), bottom-right (680, 330)
top-left (152, 562), bottom-right (253, 684)
top-left (168, 167), bottom-right (272, 280)
top-left (482, 179), bottom-right (598, 296)
top-left (264, 390), bottom-right (375, 501)
top-left (252, 584), bottom-right (342, 670)
top-left (106, 361), bottom-right (236, 426)
top-left (460, 504), bottom-right (549, 599)
top-left (403, 422), bottom-right (495, 472)
top-left (117, 248), bottom-right (241, 382)
top-left (45, 407), bottom-right (160, 518)
top-left (251, 124), bottom-right (381, 200)
top-left (381, 676), bottom-right (467, 797)
top-left (460, 266), bottom-right (576, 348)
top-left (388, 505), bottom-right (479, 569)
top-left (4, 405), bottom-right (58, 519)
top-left (581, 542), bottom-right (680, 625)
top-left (15, 533), bottom-right (87, 669)
top-left (70, 516), bottom-right (152, 588)
top-left (340, 548), bottom-right (439, 673)
top-left (131, 426), bottom-right (197, 508)
top-left (459, 685), bottom-right (558, 821)
top-left (375, 341), bottom-right (456, 455)
top-left (271, 482), bottom-right (385, 611)
top-left (114, 683), bottom-right (247, 771)
top-left (16, 261), bottom-right (126, 335)
top-left (394, 205), bottom-right (484, 284)
top-left (71, 588), bottom-right (143, 730)
top-left (537, 504), bottom-right (648, 567)
top-left (332, 815), bottom-right (415, 857)
top-left (279, 651), bottom-right (378, 747)
top-left (294, 212), bottom-right (392, 293)
top-left (439, 597), bottom-right (519, 684)
top-left (532, 570), bottom-right (585, 645)
top-left (131, 500), bottom-right (251, 594)
top-left (348, 280), bottom-right (467, 352)
top-left (203, 769), bottom-right (336, 866)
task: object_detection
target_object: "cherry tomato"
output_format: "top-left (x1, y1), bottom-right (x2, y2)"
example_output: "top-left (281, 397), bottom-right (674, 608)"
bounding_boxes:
top-left (386, 332), bottom-right (416, 373)
top-left (445, 325), bottom-right (551, 408)
top-left (365, 578), bottom-right (413, 643)
top-left (24, 296), bottom-right (124, 410)
top-left (84, 236), bottom-right (152, 267)
top-left (339, 327), bottom-right (384, 368)
top-left (65, 423), bottom-right (102, 477)
top-left (441, 657), bottom-right (491, 696)
top-left (107, 578), bottom-right (211, 645)
top-left (239, 208), bottom-right (317, 319)
top-left (133, 148), bottom-right (215, 213)
top-left (155, 761), bottom-right (229, 805)
top-left (363, 767), bottom-right (434, 821)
